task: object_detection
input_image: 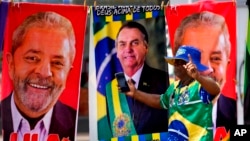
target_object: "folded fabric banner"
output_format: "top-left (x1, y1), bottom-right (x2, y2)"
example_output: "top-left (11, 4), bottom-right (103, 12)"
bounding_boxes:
top-left (99, 132), bottom-right (168, 141)
top-left (166, 1), bottom-right (236, 140)
top-left (1, 2), bottom-right (87, 141)
top-left (90, 5), bottom-right (170, 141)
top-left (0, 1), bottom-right (9, 51)
top-left (244, 1), bottom-right (250, 126)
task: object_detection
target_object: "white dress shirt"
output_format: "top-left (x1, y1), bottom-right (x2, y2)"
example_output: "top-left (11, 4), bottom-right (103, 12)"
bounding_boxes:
top-left (11, 93), bottom-right (53, 141)
top-left (124, 64), bottom-right (144, 89)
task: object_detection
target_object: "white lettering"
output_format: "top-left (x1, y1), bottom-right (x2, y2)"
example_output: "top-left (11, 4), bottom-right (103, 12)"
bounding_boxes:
top-left (234, 129), bottom-right (248, 136)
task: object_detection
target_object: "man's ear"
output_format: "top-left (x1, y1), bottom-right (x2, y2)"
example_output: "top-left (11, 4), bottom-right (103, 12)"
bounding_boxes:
top-left (144, 41), bottom-right (148, 49)
top-left (144, 41), bottom-right (149, 54)
top-left (6, 52), bottom-right (14, 80)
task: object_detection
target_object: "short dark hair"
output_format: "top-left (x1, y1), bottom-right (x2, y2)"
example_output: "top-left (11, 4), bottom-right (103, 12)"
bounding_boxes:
top-left (117, 21), bottom-right (149, 44)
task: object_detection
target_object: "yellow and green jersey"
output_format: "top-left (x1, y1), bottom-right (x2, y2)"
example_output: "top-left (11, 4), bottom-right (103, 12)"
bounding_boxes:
top-left (160, 80), bottom-right (214, 141)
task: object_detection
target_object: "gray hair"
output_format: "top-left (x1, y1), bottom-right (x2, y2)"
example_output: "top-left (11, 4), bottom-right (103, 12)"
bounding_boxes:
top-left (174, 11), bottom-right (231, 57)
top-left (12, 11), bottom-right (76, 62)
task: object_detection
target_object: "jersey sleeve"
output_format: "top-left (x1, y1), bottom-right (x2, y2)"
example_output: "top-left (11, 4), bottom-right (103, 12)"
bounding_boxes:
top-left (160, 94), bottom-right (168, 109)
top-left (160, 83), bottom-right (175, 109)
top-left (199, 87), bottom-right (215, 104)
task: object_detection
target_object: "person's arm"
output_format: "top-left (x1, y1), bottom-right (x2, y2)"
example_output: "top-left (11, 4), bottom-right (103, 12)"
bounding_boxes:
top-left (195, 74), bottom-right (220, 96)
top-left (184, 54), bottom-right (220, 96)
top-left (124, 79), bottom-right (162, 109)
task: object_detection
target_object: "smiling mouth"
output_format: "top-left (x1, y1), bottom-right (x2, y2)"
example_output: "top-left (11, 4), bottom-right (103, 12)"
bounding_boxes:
top-left (29, 83), bottom-right (49, 89)
top-left (125, 56), bottom-right (135, 59)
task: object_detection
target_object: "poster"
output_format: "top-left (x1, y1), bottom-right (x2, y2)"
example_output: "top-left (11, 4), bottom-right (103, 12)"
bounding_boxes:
top-left (166, 1), bottom-right (236, 140)
top-left (90, 5), bottom-right (170, 141)
top-left (1, 2), bottom-right (87, 141)
top-left (244, 0), bottom-right (250, 126)
top-left (0, 1), bottom-right (9, 51)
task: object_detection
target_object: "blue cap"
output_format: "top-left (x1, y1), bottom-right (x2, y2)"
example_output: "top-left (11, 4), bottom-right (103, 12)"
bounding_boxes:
top-left (165, 45), bottom-right (208, 72)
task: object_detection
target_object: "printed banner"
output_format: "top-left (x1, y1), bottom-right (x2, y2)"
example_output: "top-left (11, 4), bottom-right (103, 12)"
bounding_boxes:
top-left (90, 5), bottom-right (170, 141)
top-left (166, 1), bottom-right (236, 140)
top-left (244, 2), bottom-right (250, 125)
top-left (0, 1), bottom-right (9, 99)
top-left (1, 2), bottom-right (87, 141)
top-left (0, 1), bottom-right (9, 51)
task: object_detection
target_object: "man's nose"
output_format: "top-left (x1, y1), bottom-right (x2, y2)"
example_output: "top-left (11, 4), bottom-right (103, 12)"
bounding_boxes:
top-left (35, 62), bottom-right (52, 77)
top-left (201, 59), bottom-right (214, 74)
top-left (125, 43), bottom-right (133, 50)
top-left (201, 69), bottom-right (213, 76)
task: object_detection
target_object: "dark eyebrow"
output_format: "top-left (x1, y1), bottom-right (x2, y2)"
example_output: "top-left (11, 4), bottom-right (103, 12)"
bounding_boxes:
top-left (118, 40), bottom-right (126, 44)
top-left (118, 38), bottom-right (140, 43)
top-left (131, 39), bottom-right (140, 42)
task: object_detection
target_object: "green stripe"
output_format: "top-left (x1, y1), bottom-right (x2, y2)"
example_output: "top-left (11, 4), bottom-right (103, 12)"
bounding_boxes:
top-left (118, 14), bottom-right (126, 21)
top-left (114, 82), bottom-right (137, 135)
top-left (244, 47), bottom-right (250, 94)
top-left (119, 91), bottom-right (132, 116)
top-left (93, 21), bottom-right (107, 35)
top-left (247, 18), bottom-right (250, 54)
top-left (106, 81), bottom-right (116, 126)
top-left (244, 12), bottom-right (250, 95)
top-left (106, 80), bottom-right (137, 136)
top-left (98, 116), bottom-right (113, 140)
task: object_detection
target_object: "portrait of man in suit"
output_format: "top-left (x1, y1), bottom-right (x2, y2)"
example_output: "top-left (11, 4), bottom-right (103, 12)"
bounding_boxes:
top-left (105, 21), bottom-right (170, 137)
top-left (1, 11), bottom-right (77, 141)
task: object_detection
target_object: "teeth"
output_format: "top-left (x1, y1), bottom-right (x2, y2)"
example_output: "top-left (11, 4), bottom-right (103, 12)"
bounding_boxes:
top-left (30, 83), bottom-right (48, 89)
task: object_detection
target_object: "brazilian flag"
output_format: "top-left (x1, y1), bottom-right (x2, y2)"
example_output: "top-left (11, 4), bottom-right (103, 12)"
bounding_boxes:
top-left (90, 5), bottom-right (165, 141)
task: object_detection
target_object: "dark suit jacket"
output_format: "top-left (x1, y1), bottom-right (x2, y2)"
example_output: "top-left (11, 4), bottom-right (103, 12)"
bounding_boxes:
top-left (1, 93), bottom-right (76, 141)
top-left (124, 64), bottom-right (169, 134)
top-left (216, 94), bottom-right (237, 131)
top-left (244, 84), bottom-right (250, 125)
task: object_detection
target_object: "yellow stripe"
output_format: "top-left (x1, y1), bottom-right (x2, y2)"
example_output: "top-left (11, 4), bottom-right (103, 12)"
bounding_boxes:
top-left (131, 135), bottom-right (139, 141)
top-left (126, 13), bottom-right (133, 21)
top-left (111, 79), bottom-right (122, 116)
top-left (152, 132), bottom-right (160, 140)
top-left (169, 112), bottom-right (207, 140)
top-left (97, 92), bottom-right (107, 119)
top-left (111, 137), bottom-right (118, 141)
top-left (93, 21), bottom-right (122, 47)
top-left (145, 11), bottom-right (152, 18)
top-left (106, 15), bottom-right (113, 22)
